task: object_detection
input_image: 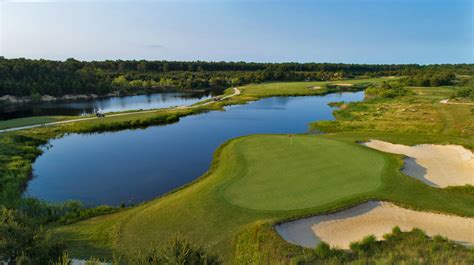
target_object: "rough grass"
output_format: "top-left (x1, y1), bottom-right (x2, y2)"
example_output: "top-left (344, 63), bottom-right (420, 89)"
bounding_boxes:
top-left (312, 86), bottom-right (474, 139)
top-left (53, 134), bottom-right (474, 262)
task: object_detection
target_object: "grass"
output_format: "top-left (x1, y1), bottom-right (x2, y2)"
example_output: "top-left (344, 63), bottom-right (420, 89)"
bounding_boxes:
top-left (53, 134), bottom-right (474, 262)
top-left (222, 136), bottom-right (384, 211)
top-left (312, 86), bottom-right (474, 141)
top-left (0, 116), bottom-right (76, 130)
top-left (239, 77), bottom-right (389, 97)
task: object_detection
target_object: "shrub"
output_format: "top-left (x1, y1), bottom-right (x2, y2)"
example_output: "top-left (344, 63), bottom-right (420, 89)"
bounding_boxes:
top-left (350, 235), bottom-right (377, 255)
top-left (456, 86), bottom-right (474, 100)
top-left (0, 207), bottom-right (66, 264)
top-left (314, 241), bottom-right (332, 258)
top-left (127, 236), bottom-right (221, 265)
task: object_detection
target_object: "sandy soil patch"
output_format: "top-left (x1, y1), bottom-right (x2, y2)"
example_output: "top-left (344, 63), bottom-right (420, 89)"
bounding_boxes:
top-left (335, 83), bottom-right (354, 87)
top-left (308, 86), bottom-right (322, 90)
top-left (440, 99), bottom-right (474, 105)
top-left (362, 140), bottom-right (474, 187)
top-left (275, 201), bottom-right (474, 249)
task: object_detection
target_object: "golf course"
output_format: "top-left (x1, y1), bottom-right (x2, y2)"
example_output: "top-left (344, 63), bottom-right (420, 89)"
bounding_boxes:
top-left (2, 2), bottom-right (474, 263)
top-left (53, 131), bottom-right (474, 262)
top-left (1, 68), bottom-right (473, 264)
top-left (47, 78), bottom-right (473, 263)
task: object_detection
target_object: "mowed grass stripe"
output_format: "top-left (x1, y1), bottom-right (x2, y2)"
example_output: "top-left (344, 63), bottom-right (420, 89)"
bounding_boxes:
top-left (222, 135), bottom-right (384, 211)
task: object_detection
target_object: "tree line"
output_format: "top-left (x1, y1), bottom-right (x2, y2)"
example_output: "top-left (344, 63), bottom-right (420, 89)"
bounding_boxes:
top-left (1, 57), bottom-right (472, 97)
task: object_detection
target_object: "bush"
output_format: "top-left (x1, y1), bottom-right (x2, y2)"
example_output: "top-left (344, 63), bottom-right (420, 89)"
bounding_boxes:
top-left (0, 207), bottom-right (66, 264)
top-left (296, 228), bottom-right (474, 264)
top-left (349, 234), bottom-right (377, 255)
top-left (365, 81), bottom-right (409, 99)
top-left (314, 241), bottom-right (332, 258)
top-left (127, 236), bottom-right (221, 265)
top-left (456, 86), bottom-right (474, 100)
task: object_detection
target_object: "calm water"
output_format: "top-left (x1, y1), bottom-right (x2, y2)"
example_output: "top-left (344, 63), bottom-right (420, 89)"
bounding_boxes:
top-left (0, 92), bottom-right (213, 120)
top-left (27, 91), bottom-right (364, 206)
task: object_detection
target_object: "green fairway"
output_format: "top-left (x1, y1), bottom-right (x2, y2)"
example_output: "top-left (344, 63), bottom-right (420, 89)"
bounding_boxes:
top-left (223, 136), bottom-right (384, 211)
top-left (238, 77), bottom-right (390, 97)
top-left (54, 134), bottom-right (474, 261)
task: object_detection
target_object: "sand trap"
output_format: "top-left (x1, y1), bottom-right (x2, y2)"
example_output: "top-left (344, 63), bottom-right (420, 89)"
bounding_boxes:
top-left (275, 201), bottom-right (474, 249)
top-left (335, 83), bottom-right (354, 87)
top-left (362, 140), bottom-right (474, 188)
top-left (308, 86), bottom-right (322, 90)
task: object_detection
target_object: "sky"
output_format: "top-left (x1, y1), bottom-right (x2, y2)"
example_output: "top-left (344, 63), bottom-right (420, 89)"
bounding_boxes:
top-left (0, 0), bottom-right (472, 64)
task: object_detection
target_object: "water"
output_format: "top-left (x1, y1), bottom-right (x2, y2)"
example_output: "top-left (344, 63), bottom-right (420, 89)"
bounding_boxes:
top-left (0, 92), bottom-right (214, 120)
top-left (27, 91), bottom-right (364, 206)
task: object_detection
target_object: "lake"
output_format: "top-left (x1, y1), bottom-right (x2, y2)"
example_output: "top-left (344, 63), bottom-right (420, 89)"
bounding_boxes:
top-left (0, 92), bottom-right (214, 120)
top-left (27, 91), bottom-right (364, 206)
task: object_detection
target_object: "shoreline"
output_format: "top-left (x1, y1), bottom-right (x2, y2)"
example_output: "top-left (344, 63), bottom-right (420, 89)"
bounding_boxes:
top-left (0, 88), bottom-right (214, 106)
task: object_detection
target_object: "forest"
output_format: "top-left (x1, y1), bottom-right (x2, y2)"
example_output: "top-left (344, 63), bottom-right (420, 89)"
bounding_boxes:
top-left (1, 57), bottom-right (472, 97)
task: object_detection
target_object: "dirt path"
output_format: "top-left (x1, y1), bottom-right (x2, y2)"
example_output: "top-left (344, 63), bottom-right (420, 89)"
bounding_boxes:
top-left (275, 201), bottom-right (474, 249)
top-left (440, 99), bottom-right (474, 105)
top-left (0, 88), bottom-right (241, 133)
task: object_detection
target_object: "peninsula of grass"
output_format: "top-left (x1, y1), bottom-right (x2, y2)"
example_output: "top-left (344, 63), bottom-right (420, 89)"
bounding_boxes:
top-left (53, 134), bottom-right (474, 262)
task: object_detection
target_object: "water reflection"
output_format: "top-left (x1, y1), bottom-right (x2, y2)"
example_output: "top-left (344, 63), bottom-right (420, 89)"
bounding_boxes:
top-left (27, 92), bottom-right (364, 206)
top-left (0, 92), bottom-right (215, 120)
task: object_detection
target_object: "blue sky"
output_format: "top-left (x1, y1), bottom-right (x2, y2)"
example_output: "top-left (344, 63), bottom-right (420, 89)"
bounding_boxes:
top-left (0, 0), bottom-right (472, 64)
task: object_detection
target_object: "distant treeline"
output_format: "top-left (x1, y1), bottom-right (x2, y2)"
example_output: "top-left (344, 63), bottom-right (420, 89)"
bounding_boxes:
top-left (0, 57), bottom-right (472, 97)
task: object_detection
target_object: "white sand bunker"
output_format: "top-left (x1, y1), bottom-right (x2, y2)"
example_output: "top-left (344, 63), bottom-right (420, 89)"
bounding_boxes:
top-left (362, 140), bottom-right (474, 187)
top-left (335, 83), bottom-right (353, 87)
top-left (275, 201), bottom-right (474, 249)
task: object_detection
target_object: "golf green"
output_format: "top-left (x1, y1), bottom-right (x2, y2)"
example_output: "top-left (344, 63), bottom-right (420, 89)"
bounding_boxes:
top-left (222, 135), bottom-right (386, 211)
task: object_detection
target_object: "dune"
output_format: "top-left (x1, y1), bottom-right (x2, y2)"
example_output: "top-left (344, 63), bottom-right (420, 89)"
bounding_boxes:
top-left (275, 201), bottom-right (474, 249)
top-left (362, 140), bottom-right (474, 187)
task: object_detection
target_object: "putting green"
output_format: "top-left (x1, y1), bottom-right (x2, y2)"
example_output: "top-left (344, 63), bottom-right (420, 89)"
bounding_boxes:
top-left (222, 135), bottom-right (385, 211)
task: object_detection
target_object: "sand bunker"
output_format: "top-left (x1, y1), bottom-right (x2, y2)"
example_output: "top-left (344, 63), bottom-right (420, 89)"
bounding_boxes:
top-left (275, 201), bottom-right (474, 249)
top-left (362, 140), bottom-right (474, 187)
top-left (308, 86), bottom-right (322, 90)
top-left (335, 83), bottom-right (354, 87)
